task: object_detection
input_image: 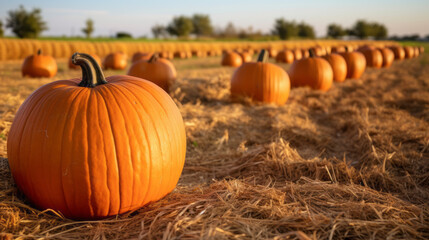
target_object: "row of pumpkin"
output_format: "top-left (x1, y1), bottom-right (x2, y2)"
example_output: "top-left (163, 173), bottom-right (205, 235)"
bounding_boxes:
top-left (21, 44), bottom-right (424, 105)
top-left (0, 38), bottom-right (397, 61)
top-left (8, 43), bottom-right (424, 220)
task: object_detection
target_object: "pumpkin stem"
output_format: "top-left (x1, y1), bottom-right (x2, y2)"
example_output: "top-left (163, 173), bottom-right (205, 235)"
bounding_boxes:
top-left (37, 49), bottom-right (41, 55)
top-left (72, 52), bottom-right (108, 88)
top-left (345, 46), bottom-right (349, 52)
top-left (309, 48), bottom-right (316, 58)
top-left (257, 49), bottom-right (268, 63)
top-left (149, 53), bottom-right (159, 63)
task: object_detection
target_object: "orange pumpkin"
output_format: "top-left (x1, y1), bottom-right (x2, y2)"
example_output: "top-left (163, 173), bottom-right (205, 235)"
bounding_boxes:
top-left (359, 48), bottom-right (383, 68)
top-left (127, 53), bottom-right (177, 92)
top-left (69, 54), bottom-right (101, 70)
top-left (301, 49), bottom-right (310, 58)
top-left (132, 52), bottom-right (151, 63)
top-left (239, 51), bottom-right (252, 63)
top-left (268, 48), bottom-right (278, 58)
top-left (323, 53), bottom-right (347, 82)
top-left (419, 46), bottom-right (425, 54)
top-left (174, 51), bottom-right (187, 59)
top-left (103, 52), bottom-right (127, 70)
top-left (275, 50), bottom-right (294, 63)
top-left (289, 50), bottom-right (333, 91)
top-left (221, 51), bottom-right (243, 67)
top-left (331, 46), bottom-right (346, 54)
top-left (8, 53), bottom-right (186, 220)
top-left (340, 50), bottom-right (366, 79)
top-left (413, 47), bottom-right (420, 57)
top-left (230, 50), bottom-right (290, 105)
top-left (389, 46), bottom-right (405, 60)
top-left (403, 46), bottom-right (415, 59)
top-left (293, 49), bottom-right (303, 61)
top-left (378, 48), bottom-right (395, 68)
top-left (22, 49), bottom-right (57, 78)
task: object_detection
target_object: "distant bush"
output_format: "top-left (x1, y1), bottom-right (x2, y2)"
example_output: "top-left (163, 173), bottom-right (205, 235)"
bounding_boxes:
top-left (116, 32), bottom-right (133, 39)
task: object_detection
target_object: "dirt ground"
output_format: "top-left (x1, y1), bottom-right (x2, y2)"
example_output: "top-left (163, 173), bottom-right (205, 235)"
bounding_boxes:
top-left (1, 52), bottom-right (428, 239)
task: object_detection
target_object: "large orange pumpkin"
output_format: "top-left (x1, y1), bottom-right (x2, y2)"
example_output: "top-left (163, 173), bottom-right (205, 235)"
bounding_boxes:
top-left (127, 53), bottom-right (177, 92)
top-left (221, 51), bottom-right (243, 67)
top-left (275, 50), bottom-right (294, 63)
top-left (389, 46), bottom-right (405, 60)
top-left (22, 49), bottom-right (57, 78)
top-left (289, 50), bottom-right (333, 91)
top-left (323, 53), bottom-right (347, 82)
top-left (103, 52), bottom-right (127, 70)
top-left (8, 53), bottom-right (186, 220)
top-left (230, 50), bottom-right (290, 105)
top-left (378, 48), bottom-right (395, 68)
top-left (340, 50), bottom-right (366, 79)
top-left (359, 48), bottom-right (383, 68)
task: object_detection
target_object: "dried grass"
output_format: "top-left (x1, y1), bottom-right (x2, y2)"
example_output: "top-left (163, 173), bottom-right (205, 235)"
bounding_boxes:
top-left (0, 55), bottom-right (428, 239)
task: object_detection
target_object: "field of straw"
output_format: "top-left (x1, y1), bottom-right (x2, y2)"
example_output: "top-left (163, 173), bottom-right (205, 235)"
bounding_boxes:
top-left (1, 49), bottom-right (428, 239)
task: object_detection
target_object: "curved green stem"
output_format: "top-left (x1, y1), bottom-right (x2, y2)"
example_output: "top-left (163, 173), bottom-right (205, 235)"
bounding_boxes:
top-left (37, 49), bottom-right (41, 55)
top-left (257, 49), bottom-right (268, 63)
top-left (72, 52), bottom-right (107, 88)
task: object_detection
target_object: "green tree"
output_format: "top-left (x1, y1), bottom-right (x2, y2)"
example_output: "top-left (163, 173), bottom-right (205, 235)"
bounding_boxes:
top-left (372, 23), bottom-right (387, 39)
top-left (327, 23), bottom-right (345, 39)
top-left (0, 20), bottom-right (4, 37)
top-left (272, 18), bottom-right (298, 40)
top-left (222, 22), bottom-right (238, 38)
top-left (192, 14), bottom-right (213, 37)
top-left (6, 5), bottom-right (47, 38)
top-left (166, 16), bottom-right (194, 38)
top-left (116, 32), bottom-right (132, 38)
top-left (297, 22), bottom-right (315, 39)
top-left (349, 20), bottom-right (388, 39)
top-left (82, 19), bottom-right (94, 38)
top-left (151, 24), bottom-right (167, 38)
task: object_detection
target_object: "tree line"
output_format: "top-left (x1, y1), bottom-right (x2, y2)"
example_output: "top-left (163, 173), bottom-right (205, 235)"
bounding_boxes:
top-left (1, 5), bottom-right (426, 41)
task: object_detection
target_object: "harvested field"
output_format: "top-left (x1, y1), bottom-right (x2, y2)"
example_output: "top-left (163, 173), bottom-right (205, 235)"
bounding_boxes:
top-left (1, 51), bottom-right (429, 239)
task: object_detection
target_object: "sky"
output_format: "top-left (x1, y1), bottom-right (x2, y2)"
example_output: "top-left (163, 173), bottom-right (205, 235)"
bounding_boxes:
top-left (0, 0), bottom-right (428, 38)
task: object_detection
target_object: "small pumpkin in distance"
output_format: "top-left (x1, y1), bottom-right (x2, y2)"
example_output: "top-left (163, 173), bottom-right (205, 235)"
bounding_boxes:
top-left (389, 46), bottom-right (405, 60)
top-left (358, 48), bottom-right (383, 68)
top-left (127, 53), bottom-right (177, 92)
top-left (8, 53), bottom-right (186, 220)
top-left (22, 49), bottom-right (57, 78)
top-left (403, 46), bottom-right (415, 59)
top-left (293, 49), bottom-right (303, 61)
top-left (275, 50), bottom-right (294, 63)
top-left (340, 49), bottom-right (366, 79)
top-left (103, 52), bottom-right (127, 70)
top-left (323, 53), bottom-right (347, 82)
top-left (132, 52), bottom-right (151, 63)
top-left (289, 50), bottom-right (333, 91)
top-left (378, 48), bottom-right (395, 68)
top-left (231, 49), bottom-right (290, 105)
top-left (331, 46), bottom-right (346, 53)
top-left (239, 51), bottom-right (252, 63)
top-left (413, 47), bottom-right (420, 57)
top-left (221, 51), bottom-right (243, 67)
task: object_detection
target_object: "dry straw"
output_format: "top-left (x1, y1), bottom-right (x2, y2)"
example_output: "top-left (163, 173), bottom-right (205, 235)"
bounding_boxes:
top-left (0, 52), bottom-right (428, 239)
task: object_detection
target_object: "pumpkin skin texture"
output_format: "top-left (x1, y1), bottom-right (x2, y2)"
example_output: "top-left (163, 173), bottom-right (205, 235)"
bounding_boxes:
top-left (323, 53), bottom-right (347, 82)
top-left (275, 50), bottom-right (294, 63)
top-left (69, 54), bottom-right (101, 70)
top-left (7, 53), bottom-right (186, 220)
top-left (359, 48), bottom-right (383, 68)
top-left (103, 52), bottom-right (127, 70)
top-left (378, 48), bottom-right (395, 68)
top-left (289, 51), bottom-right (333, 91)
top-left (340, 51), bottom-right (366, 79)
top-left (231, 50), bottom-right (290, 105)
top-left (221, 51), bottom-right (243, 67)
top-left (22, 50), bottom-right (57, 78)
top-left (389, 46), bottom-right (405, 60)
top-left (127, 54), bottom-right (177, 92)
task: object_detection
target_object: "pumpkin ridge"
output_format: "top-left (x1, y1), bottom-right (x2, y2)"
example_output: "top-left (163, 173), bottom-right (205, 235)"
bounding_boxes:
top-left (105, 82), bottom-right (159, 210)
top-left (84, 90), bottom-right (96, 217)
top-left (101, 83), bottom-right (136, 212)
top-left (122, 79), bottom-right (184, 199)
top-left (115, 80), bottom-right (171, 203)
top-left (92, 87), bottom-right (121, 215)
